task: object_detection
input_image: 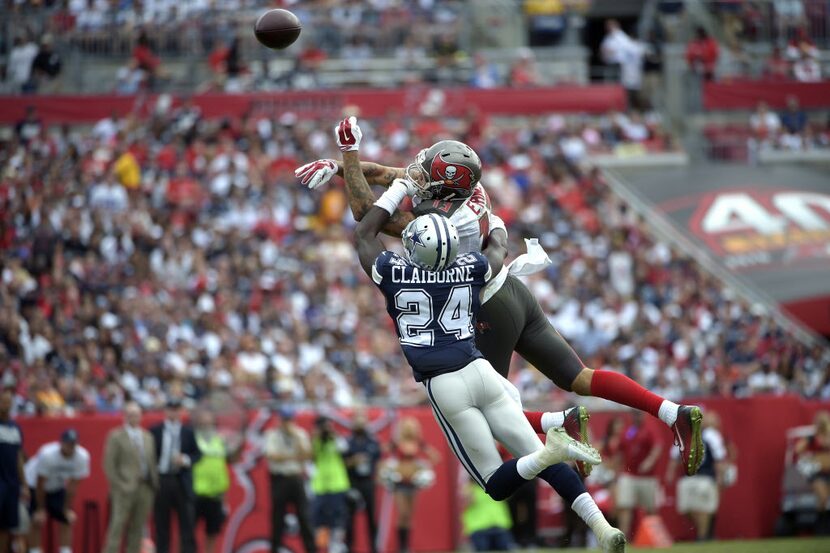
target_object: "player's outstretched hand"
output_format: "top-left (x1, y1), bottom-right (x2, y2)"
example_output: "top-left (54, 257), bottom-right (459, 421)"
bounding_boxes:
top-left (295, 159), bottom-right (338, 189)
top-left (334, 116), bottom-right (363, 152)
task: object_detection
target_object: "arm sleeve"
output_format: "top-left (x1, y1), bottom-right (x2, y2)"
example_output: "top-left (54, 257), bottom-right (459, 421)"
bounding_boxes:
top-left (372, 258), bottom-right (384, 285)
top-left (373, 251), bottom-right (395, 285)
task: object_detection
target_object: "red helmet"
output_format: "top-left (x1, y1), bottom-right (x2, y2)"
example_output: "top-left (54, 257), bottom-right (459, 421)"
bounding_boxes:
top-left (405, 140), bottom-right (482, 200)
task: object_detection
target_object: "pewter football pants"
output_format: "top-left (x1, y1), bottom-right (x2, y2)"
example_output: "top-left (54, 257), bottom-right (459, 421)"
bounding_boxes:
top-left (423, 358), bottom-right (543, 488)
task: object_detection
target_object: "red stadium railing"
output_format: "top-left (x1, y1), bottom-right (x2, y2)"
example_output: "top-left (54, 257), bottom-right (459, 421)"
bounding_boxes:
top-left (703, 79), bottom-right (830, 110)
top-left (0, 85), bottom-right (627, 125)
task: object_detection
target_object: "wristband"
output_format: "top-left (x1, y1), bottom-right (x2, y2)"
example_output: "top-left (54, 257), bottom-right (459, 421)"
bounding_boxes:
top-left (373, 181), bottom-right (408, 215)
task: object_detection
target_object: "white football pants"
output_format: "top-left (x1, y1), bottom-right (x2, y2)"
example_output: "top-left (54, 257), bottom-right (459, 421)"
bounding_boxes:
top-left (423, 358), bottom-right (544, 488)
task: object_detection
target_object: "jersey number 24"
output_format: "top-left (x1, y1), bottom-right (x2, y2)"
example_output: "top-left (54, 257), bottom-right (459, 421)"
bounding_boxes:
top-left (394, 285), bottom-right (474, 346)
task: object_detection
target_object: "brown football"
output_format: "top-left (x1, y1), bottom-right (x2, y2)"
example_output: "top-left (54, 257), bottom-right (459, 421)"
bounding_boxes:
top-left (254, 9), bottom-right (302, 50)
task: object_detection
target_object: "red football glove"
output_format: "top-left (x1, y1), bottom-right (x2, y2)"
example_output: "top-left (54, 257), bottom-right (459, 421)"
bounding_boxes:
top-left (334, 116), bottom-right (363, 152)
top-left (295, 159), bottom-right (338, 189)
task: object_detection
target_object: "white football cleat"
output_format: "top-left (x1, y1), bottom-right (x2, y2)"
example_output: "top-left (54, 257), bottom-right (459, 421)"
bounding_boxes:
top-left (540, 427), bottom-right (602, 467)
top-left (596, 526), bottom-right (626, 552)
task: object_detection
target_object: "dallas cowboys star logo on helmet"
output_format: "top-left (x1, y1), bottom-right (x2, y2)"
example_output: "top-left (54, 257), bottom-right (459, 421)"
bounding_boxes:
top-left (403, 226), bottom-right (428, 262)
top-left (409, 228), bottom-right (427, 247)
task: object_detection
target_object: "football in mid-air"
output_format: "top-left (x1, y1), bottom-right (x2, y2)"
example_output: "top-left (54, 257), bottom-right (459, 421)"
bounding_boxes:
top-left (254, 9), bottom-right (302, 50)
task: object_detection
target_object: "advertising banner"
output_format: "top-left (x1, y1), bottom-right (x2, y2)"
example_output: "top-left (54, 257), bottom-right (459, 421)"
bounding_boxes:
top-left (608, 164), bottom-right (830, 334)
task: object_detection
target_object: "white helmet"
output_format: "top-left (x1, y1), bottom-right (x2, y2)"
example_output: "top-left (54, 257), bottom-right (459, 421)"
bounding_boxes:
top-left (402, 214), bottom-right (460, 271)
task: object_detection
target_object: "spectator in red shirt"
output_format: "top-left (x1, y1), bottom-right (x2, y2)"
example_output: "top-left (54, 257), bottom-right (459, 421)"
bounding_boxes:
top-left (166, 161), bottom-right (205, 213)
top-left (207, 43), bottom-right (230, 88)
top-left (132, 30), bottom-right (164, 90)
top-left (685, 27), bottom-right (719, 81)
top-left (615, 411), bottom-right (664, 538)
top-left (508, 51), bottom-right (540, 88)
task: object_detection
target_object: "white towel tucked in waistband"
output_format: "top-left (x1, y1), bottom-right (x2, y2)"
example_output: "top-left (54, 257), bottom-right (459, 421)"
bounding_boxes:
top-left (482, 238), bottom-right (552, 304)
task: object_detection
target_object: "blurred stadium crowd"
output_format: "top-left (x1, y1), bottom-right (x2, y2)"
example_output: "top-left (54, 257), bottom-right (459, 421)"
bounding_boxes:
top-left (3, 0), bottom-right (829, 95)
top-left (6, 0), bottom-right (830, 165)
top-left (704, 96), bottom-right (830, 161)
top-left (2, 100), bottom-right (829, 417)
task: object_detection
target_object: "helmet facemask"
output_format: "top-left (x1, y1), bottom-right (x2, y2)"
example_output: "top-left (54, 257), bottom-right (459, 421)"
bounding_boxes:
top-left (404, 149), bottom-right (440, 200)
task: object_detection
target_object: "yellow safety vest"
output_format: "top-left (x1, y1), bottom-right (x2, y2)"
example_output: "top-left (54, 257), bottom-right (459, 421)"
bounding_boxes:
top-left (310, 438), bottom-right (350, 495)
top-left (193, 433), bottom-right (230, 498)
top-left (462, 484), bottom-right (512, 535)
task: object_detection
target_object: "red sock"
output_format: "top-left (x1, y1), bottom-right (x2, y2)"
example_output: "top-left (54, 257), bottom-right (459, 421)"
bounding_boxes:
top-left (524, 411), bottom-right (544, 433)
top-left (589, 369), bottom-right (664, 418)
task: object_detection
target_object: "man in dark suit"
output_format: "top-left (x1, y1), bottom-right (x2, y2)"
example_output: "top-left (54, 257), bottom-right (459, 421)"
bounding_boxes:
top-left (150, 398), bottom-right (201, 553)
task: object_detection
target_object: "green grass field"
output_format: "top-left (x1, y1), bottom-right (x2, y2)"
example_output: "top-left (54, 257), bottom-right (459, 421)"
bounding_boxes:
top-left (552, 537), bottom-right (830, 553)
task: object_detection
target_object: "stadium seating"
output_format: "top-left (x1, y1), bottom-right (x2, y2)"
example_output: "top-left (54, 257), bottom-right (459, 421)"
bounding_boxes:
top-left (1, 103), bottom-right (826, 416)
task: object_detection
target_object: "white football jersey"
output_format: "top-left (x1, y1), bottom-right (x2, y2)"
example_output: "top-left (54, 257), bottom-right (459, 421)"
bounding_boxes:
top-left (411, 183), bottom-right (501, 254)
top-left (24, 441), bottom-right (91, 492)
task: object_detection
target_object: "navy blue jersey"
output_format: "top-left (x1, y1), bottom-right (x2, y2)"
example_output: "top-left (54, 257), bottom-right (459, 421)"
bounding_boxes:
top-left (372, 251), bottom-right (491, 382)
top-left (0, 419), bottom-right (22, 485)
